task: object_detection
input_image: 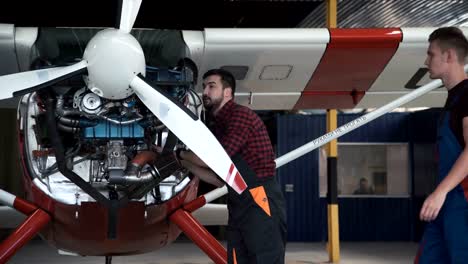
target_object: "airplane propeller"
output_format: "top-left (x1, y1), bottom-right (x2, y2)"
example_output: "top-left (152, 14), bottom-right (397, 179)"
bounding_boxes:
top-left (130, 75), bottom-right (248, 194)
top-left (0, 60), bottom-right (88, 99)
top-left (117, 0), bottom-right (142, 33)
top-left (0, 0), bottom-right (247, 194)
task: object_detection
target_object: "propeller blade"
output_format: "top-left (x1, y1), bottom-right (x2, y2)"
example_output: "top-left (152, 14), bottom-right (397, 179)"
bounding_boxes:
top-left (130, 74), bottom-right (248, 194)
top-left (0, 60), bottom-right (88, 100)
top-left (117, 0), bottom-right (142, 33)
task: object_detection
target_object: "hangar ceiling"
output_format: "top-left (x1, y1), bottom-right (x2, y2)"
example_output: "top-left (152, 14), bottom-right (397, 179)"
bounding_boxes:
top-left (299, 0), bottom-right (468, 28)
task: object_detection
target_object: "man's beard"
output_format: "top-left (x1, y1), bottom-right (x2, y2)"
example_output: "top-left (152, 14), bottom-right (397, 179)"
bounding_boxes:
top-left (203, 95), bottom-right (223, 112)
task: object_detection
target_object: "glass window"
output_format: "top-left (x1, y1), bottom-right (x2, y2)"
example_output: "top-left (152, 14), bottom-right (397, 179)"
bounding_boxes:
top-left (319, 143), bottom-right (410, 197)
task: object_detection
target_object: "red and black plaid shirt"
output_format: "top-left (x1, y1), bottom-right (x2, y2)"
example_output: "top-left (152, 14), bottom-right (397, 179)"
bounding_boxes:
top-left (209, 99), bottom-right (276, 178)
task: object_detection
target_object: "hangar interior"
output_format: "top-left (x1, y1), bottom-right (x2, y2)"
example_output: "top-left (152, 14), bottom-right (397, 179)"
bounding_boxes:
top-left (1, 1), bottom-right (468, 263)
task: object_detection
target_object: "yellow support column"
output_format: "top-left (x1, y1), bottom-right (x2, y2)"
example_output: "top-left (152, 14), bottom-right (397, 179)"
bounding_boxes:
top-left (326, 110), bottom-right (340, 263)
top-left (326, 0), bottom-right (340, 263)
top-left (327, 0), bottom-right (337, 28)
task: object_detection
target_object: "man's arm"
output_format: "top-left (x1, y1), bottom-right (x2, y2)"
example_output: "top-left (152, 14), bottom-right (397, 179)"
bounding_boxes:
top-left (420, 116), bottom-right (468, 221)
top-left (180, 160), bottom-right (224, 187)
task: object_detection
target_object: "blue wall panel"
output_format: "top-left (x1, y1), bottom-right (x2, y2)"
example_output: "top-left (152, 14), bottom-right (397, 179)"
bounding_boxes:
top-left (276, 114), bottom-right (325, 241)
top-left (277, 112), bottom-right (418, 241)
top-left (333, 198), bottom-right (413, 241)
top-left (408, 108), bottom-right (442, 143)
top-left (338, 112), bottom-right (410, 142)
top-left (408, 108), bottom-right (443, 242)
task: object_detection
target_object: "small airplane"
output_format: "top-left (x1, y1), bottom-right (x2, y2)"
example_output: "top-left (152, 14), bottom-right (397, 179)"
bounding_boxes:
top-left (0, 0), bottom-right (467, 263)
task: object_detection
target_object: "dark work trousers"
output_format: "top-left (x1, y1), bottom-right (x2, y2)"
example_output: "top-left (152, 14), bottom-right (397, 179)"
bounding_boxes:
top-left (227, 155), bottom-right (287, 264)
top-left (415, 112), bottom-right (468, 263)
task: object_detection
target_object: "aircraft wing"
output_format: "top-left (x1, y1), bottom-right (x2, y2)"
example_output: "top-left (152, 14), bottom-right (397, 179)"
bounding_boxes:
top-left (183, 27), bottom-right (468, 110)
top-left (2, 25), bottom-right (468, 110)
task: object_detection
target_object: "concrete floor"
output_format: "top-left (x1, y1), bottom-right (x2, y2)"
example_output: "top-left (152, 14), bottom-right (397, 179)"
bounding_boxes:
top-left (8, 239), bottom-right (419, 264)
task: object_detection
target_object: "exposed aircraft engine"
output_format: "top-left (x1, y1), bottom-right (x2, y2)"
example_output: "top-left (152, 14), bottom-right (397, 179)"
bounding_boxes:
top-left (19, 62), bottom-right (202, 206)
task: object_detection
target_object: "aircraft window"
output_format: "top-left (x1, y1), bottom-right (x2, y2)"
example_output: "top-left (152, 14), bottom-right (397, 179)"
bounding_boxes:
top-left (319, 143), bottom-right (410, 197)
top-left (220, 66), bottom-right (249, 80)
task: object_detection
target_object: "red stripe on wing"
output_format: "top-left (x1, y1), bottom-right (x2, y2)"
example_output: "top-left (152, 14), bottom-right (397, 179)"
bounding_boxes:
top-left (294, 28), bottom-right (402, 109)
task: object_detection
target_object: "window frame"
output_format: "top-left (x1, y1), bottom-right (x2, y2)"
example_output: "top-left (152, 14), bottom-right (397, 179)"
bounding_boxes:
top-left (319, 142), bottom-right (411, 198)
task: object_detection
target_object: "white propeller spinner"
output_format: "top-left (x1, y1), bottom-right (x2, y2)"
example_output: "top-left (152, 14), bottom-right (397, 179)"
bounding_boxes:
top-left (83, 28), bottom-right (145, 100)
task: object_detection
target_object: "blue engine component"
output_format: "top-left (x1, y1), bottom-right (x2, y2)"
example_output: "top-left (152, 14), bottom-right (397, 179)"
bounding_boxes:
top-left (145, 66), bottom-right (190, 100)
top-left (82, 120), bottom-right (145, 139)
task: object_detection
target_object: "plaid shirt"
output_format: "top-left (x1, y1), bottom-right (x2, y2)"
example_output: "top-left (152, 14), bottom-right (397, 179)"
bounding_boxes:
top-left (208, 99), bottom-right (276, 178)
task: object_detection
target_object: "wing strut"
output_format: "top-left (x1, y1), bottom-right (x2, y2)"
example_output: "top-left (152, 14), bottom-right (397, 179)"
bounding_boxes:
top-left (169, 209), bottom-right (227, 264)
top-left (0, 189), bottom-right (51, 263)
